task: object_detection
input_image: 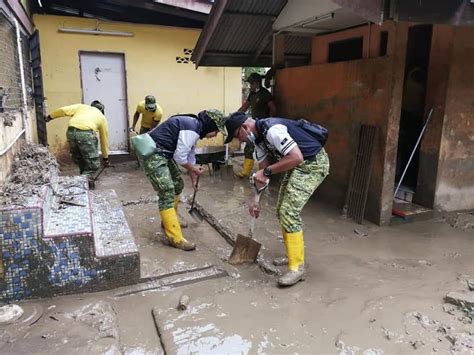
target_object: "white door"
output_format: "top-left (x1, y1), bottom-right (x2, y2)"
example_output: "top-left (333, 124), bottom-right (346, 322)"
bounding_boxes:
top-left (80, 52), bottom-right (128, 153)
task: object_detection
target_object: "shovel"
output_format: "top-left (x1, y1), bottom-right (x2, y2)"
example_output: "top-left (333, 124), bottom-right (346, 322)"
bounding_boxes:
top-left (228, 175), bottom-right (268, 265)
top-left (188, 176), bottom-right (204, 222)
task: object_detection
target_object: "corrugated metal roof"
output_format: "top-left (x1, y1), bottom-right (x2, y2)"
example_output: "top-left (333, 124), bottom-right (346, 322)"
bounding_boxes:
top-left (192, 0), bottom-right (291, 67)
top-left (225, 0), bottom-right (287, 15)
top-left (207, 14), bottom-right (273, 53)
top-left (193, 0), bottom-right (350, 67)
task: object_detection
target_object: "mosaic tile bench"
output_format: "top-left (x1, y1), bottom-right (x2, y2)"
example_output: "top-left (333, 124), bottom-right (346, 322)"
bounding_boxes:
top-left (0, 176), bottom-right (140, 301)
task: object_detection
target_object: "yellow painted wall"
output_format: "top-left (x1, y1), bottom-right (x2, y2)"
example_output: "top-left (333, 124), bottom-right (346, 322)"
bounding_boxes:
top-left (33, 15), bottom-right (241, 161)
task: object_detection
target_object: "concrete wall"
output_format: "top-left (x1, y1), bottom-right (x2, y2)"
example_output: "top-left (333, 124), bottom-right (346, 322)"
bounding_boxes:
top-left (33, 15), bottom-right (241, 162)
top-left (434, 26), bottom-right (474, 211)
top-left (274, 21), bottom-right (408, 225)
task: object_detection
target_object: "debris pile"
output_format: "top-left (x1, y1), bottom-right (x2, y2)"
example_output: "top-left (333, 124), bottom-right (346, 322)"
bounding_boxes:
top-left (444, 211), bottom-right (474, 231)
top-left (1, 143), bottom-right (59, 205)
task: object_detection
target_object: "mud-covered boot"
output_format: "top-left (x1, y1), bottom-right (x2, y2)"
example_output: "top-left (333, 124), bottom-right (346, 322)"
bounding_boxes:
top-left (273, 256), bottom-right (288, 266)
top-left (169, 238), bottom-right (195, 251)
top-left (278, 265), bottom-right (305, 286)
top-left (159, 208), bottom-right (195, 251)
top-left (277, 230), bottom-right (305, 287)
top-left (273, 229), bottom-right (289, 266)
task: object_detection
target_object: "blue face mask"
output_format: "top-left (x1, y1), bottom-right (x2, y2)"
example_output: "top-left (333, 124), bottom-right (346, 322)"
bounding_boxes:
top-left (246, 129), bottom-right (256, 144)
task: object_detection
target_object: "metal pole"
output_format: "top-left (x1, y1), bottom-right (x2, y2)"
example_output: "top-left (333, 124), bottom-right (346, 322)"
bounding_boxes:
top-left (394, 107), bottom-right (434, 198)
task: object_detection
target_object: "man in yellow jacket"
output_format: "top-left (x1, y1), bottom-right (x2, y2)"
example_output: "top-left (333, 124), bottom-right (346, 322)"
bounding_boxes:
top-left (46, 101), bottom-right (109, 187)
top-left (131, 95), bottom-right (163, 134)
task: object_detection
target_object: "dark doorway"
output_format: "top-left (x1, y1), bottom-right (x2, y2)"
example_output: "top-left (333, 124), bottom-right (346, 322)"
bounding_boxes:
top-left (395, 25), bottom-right (432, 200)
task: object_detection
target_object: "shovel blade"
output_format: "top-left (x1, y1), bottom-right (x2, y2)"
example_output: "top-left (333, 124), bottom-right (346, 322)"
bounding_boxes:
top-left (228, 234), bottom-right (262, 265)
top-left (188, 207), bottom-right (204, 223)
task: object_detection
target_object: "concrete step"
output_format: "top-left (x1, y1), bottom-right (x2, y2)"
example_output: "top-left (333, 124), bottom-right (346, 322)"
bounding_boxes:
top-left (91, 189), bottom-right (138, 258)
top-left (90, 189), bottom-right (140, 286)
top-left (44, 177), bottom-right (92, 238)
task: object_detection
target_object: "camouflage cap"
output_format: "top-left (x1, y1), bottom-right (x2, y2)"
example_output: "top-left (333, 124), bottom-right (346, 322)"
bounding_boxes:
top-left (206, 109), bottom-right (227, 136)
top-left (90, 100), bottom-right (105, 114)
top-left (145, 95), bottom-right (157, 111)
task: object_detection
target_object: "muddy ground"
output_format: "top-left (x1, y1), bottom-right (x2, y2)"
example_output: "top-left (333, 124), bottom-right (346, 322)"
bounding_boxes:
top-left (1, 161), bottom-right (473, 354)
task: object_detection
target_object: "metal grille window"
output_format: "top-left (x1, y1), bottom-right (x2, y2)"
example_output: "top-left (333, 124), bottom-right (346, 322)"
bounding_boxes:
top-left (0, 11), bottom-right (31, 112)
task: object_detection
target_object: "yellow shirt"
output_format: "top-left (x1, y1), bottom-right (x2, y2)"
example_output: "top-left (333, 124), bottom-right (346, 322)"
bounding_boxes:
top-left (50, 104), bottom-right (109, 158)
top-left (136, 100), bottom-right (163, 128)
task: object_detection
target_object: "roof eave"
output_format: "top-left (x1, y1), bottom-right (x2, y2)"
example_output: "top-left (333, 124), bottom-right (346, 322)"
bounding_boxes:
top-left (191, 0), bottom-right (228, 68)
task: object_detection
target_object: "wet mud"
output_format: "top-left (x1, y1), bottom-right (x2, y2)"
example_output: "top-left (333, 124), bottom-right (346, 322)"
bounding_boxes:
top-left (1, 162), bottom-right (473, 354)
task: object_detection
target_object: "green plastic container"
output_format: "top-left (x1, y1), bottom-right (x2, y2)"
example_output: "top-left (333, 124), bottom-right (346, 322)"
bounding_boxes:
top-left (130, 133), bottom-right (157, 161)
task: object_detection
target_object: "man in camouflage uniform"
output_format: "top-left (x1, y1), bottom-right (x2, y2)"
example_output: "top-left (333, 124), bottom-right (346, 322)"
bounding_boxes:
top-left (143, 110), bottom-right (227, 251)
top-left (131, 95), bottom-right (163, 134)
top-left (46, 101), bottom-right (109, 188)
top-left (236, 73), bottom-right (277, 178)
top-left (225, 112), bottom-right (330, 287)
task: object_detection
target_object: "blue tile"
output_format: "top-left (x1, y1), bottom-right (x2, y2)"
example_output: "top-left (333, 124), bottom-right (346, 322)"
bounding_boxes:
top-left (75, 279), bottom-right (82, 285)
top-left (26, 230), bottom-right (34, 238)
top-left (20, 270), bottom-right (27, 276)
top-left (90, 269), bottom-right (97, 277)
top-left (3, 233), bottom-right (11, 240)
top-left (14, 254), bottom-right (21, 260)
top-left (12, 277), bottom-right (20, 284)
top-left (13, 217), bottom-right (22, 224)
top-left (70, 252), bottom-right (78, 259)
top-left (25, 213), bottom-right (33, 219)
top-left (21, 223), bottom-right (29, 228)
top-left (10, 263), bottom-right (18, 269)
top-left (54, 266), bottom-right (60, 273)
top-left (22, 260), bottom-right (29, 265)
top-left (62, 273), bottom-right (69, 280)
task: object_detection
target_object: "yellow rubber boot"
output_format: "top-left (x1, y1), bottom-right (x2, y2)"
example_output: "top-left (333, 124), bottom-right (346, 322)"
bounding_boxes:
top-left (235, 158), bottom-right (254, 178)
top-left (166, 195), bottom-right (187, 229)
top-left (159, 208), bottom-right (195, 251)
top-left (278, 230), bottom-right (305, 286)
top-left (273, 228), bottom-right (289, 266)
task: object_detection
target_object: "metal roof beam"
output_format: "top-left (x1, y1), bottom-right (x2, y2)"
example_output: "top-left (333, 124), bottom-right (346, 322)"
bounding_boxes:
top-left (192, 0), bottom-right (228, 67)
top-left (223, 11), bottom-right (276, 18)
top-left (100, 0), bottom-right (208, 22)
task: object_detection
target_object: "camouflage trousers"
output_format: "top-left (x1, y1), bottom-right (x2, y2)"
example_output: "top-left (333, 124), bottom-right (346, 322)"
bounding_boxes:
top-left (244, 141), bottom-right (255, 159)
top-left (276, 148), bottom-right (330, 233)
top-left (143, 154), bottom-right (184, 211)
top-left (139, 126), bottom-right (152, 134)
top-left (66, 127), bottom-right (100, 178)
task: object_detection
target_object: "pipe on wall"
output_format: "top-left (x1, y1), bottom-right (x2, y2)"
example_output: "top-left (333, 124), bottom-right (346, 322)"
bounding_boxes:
top-left (0, 19), bottom-right (28, 157)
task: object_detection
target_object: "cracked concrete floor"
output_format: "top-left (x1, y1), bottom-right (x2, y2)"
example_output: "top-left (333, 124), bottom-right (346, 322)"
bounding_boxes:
top-left (1, 163), bottom-right (473, 354)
